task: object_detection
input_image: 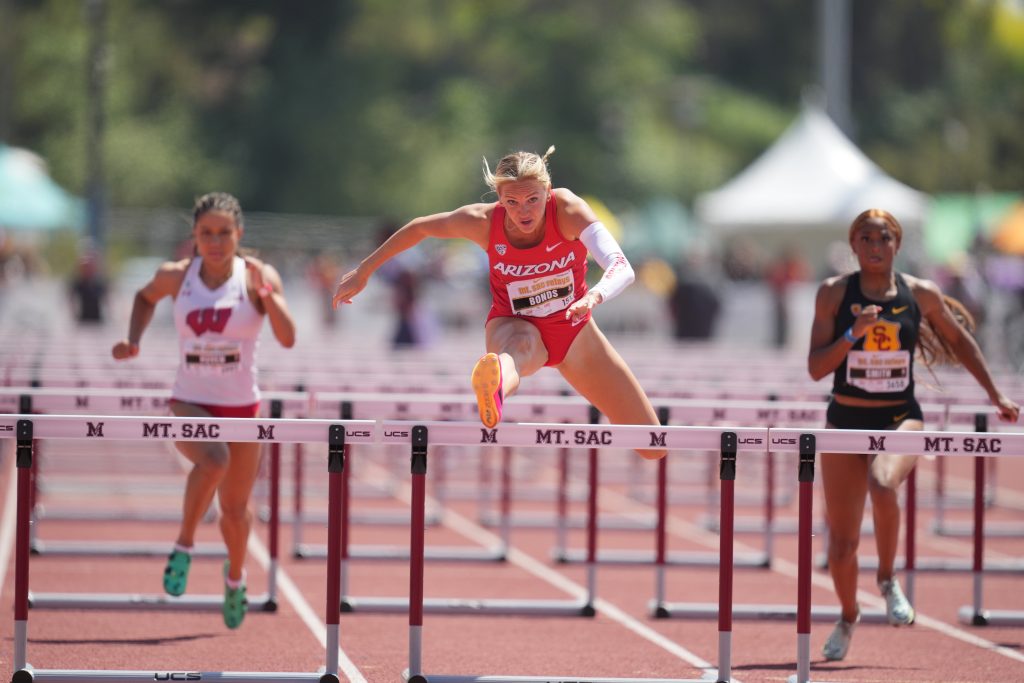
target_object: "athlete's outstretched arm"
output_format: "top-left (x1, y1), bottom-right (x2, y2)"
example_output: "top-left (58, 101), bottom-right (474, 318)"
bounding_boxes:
top-left (332, 204), bottom-right (490, 308)
top-left (111, 261), bottom-right (184, 359)
top-left (915, 279), bottom-right (1019, 422)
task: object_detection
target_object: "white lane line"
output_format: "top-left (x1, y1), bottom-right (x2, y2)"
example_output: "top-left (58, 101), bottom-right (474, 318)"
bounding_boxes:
top-left (442, 508), bottom-right (720, 674)
top-left (0, 451), bottom-right (17, 605)
top-left (248, 532), bottom-right (368, 682)
top-left (598, 482), bottom-right (1024, 666)
top-left (374, 462), bottom-right (727, 681)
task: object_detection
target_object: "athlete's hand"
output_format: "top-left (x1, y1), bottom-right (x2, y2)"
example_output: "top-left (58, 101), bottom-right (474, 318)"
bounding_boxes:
top-left (244, 257), bottom-right (268, 291)
top-left (992, 393), bottom-right (1020, 423)
top-left (851, 304), bottom-right (882, 338)
top-left (565, 290), bottom-right (602, 324)
top-left (111, 340), bottom-right (140, 360)
top-left (332, 268), bottom-right (369, 308)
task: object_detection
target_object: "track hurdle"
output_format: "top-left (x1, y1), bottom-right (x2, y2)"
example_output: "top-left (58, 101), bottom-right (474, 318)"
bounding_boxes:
top-left (826, 409), bottom-right (1024, 576)
top-left (3, 412), bottom-right (375, 683)
top-left (5, 388), bottom-right (308, 615)
top-left (332, 401), bottom-right (604, 617)
top-left (384, 420), bottom-right (770, 683)
top-left (958, 412), bottom-right (1024, 626)
top-left (765, 425), bottom-right (1024, 683)
top-left (559, 402), bottom-right (774, 570)
top-left (933, 405), bottom-right (1024, 537)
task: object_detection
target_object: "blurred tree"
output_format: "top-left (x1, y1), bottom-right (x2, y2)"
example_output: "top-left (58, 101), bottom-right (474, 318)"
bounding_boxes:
top-left (4, 0), bottom-right (1022, 221)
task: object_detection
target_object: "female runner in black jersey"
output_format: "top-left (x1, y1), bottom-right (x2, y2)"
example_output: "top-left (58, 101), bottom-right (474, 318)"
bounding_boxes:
top-left (807, 208), bottom-right (1019, 661)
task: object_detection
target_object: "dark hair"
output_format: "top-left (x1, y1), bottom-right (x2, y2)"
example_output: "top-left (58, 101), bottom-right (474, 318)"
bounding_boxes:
top-left (193, 192), bottom-right (243, 227)
top-left (189, 192), bottom-right (255, 258)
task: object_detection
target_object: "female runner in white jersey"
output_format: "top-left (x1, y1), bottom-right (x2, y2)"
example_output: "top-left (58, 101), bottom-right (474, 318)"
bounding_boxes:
top-left (112, 192), bottom-right (296, 628)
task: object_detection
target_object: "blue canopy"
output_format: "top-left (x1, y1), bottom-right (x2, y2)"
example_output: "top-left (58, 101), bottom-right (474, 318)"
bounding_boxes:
top-left (0, 144), bottom-right (84, 231)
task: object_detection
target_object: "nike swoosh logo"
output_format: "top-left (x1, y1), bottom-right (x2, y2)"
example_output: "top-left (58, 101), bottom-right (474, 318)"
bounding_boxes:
top-left (893, 411), bottom-right (910, 422)
top-left (891, 305), bottom-right (909, 314)
top-left (545, 242), bottom-right (563, 252)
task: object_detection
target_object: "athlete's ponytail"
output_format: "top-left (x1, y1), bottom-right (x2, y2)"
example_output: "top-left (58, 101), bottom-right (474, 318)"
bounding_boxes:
top-left (917, 295), bottom-right (975, 369)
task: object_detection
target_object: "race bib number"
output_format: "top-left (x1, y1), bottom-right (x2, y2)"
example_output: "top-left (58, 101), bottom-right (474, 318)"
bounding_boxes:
top-left (506, 271), bottom-right (575, 318)
top-left (847, 350), bottom-right (910, 393)
top-left (183, 339), bottom-right (243, 376)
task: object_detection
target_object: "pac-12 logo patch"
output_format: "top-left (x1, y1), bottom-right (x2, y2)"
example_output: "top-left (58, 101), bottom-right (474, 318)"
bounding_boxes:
top-left (495, 244), bottom-right (507, 256)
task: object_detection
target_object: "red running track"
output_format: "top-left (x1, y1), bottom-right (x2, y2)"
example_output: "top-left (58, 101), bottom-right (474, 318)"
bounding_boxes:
top-left (2, 435), bottom-right (1024, 682)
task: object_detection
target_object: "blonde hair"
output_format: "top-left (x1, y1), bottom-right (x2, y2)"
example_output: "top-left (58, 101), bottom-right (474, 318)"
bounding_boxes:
top-left (482, 146), bottom-right (556, 191)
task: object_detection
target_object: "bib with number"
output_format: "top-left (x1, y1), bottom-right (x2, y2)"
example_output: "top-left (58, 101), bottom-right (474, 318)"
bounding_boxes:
top-left (846, 350), bottom-right (911, 393)
top-left (506, 271), bottom-right (576, 318)
top-left (182, 339), bottom-right (244, 376)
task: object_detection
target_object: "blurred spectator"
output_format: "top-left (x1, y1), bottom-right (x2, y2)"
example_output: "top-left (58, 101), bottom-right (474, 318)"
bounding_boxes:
top-left (68, 249), bottom-right (108, 325)
top-left (374, 221), bottom-right (436, 348)
top-left (766, 245), bottom-right (810, 348)
top-left (722, 238), bottom-right (762, 281)
top-left (668, 252), bottom-right (721, 340)
top-left (306, 251), bottom-right (342, 329)
top-left (936, 251), bottom-right (987, 336)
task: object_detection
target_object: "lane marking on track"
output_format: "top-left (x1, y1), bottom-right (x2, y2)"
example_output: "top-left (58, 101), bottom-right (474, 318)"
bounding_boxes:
top-left (372, 462), bottom-right (728, 681)
top-left (197, 432), bottom-right (390, 681)
top-left (596, 482), bottom-right (1024, 666)
top-left (246, 537), bottom-right (368, 683)
top-left (441, 508), bottom-right (723, 676)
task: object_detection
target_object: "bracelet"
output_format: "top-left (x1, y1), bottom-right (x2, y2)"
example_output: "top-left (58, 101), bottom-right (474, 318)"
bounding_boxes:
top-left (257, 285), bottom-right (273, 299)
top-left (843, 326), bottom-right (860, 344)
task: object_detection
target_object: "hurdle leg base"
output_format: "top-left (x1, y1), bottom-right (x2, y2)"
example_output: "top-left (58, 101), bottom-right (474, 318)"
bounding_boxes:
top-left (13, 669), bottom-right (34, 682)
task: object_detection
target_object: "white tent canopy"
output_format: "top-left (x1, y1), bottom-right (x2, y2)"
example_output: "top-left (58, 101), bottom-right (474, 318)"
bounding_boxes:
top-left (695, 105), bottom-right (929, 267)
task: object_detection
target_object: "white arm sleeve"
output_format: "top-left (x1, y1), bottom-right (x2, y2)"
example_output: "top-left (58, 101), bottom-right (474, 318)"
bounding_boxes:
top-left (578, 221), bottom-right (635, 302)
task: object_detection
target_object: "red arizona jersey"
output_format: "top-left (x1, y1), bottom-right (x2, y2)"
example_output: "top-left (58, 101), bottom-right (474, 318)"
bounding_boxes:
top-left (487, 193), bottom-right (589, 319)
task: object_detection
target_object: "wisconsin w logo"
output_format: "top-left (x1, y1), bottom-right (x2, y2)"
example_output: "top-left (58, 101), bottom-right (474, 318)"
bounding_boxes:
top-left (186, 308), bottom-right (232, 336)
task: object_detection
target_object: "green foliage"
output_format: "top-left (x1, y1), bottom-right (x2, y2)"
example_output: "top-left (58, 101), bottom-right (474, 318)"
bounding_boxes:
top-left (4, 0), bottom-right (1024, 225)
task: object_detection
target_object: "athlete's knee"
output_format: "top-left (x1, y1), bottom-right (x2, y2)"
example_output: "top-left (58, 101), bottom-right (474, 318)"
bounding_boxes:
top-left (867, 467), bottom-right (901, 494)
top-left (636, 448), bottom-right (667, 461)
top-left (219, 498), bottom-right (252, 522)
top-left (190, 443), bottom-right (230, 474)
top-left (828, 534), bottom-right (860, 564)
top-left (500, 331), bottom-right (540, 359)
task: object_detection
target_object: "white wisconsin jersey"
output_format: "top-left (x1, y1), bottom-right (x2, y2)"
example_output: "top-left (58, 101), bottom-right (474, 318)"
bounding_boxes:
top-left (172, 256), bottom-right (263, 406)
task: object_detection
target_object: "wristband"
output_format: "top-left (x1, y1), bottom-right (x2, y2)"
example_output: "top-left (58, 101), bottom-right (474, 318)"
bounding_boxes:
top-left (843, 326), bottom-right (860, 344)
top-left (257, 285), bottom-right (273, 299)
